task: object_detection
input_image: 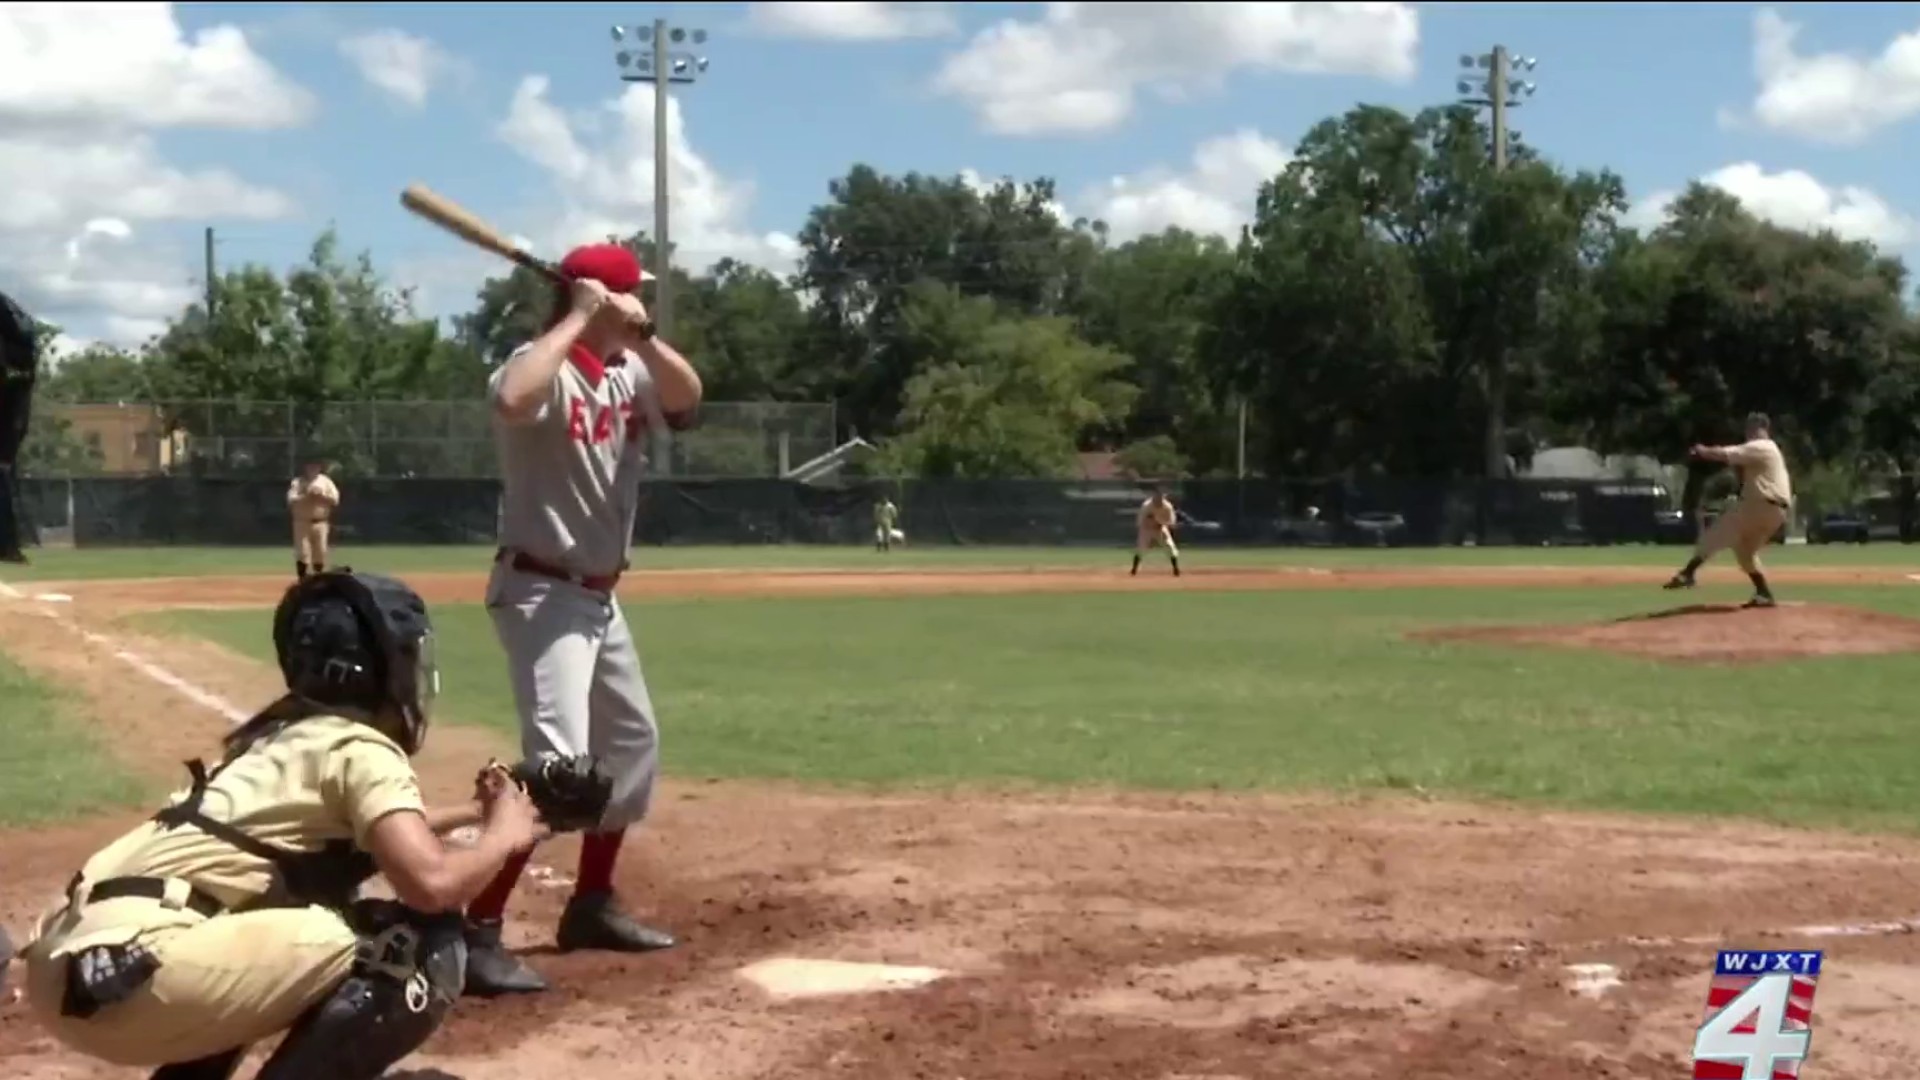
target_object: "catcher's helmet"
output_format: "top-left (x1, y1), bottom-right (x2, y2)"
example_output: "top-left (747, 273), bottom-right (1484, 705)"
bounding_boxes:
top-left (272, 569), bottom-right (439, 755)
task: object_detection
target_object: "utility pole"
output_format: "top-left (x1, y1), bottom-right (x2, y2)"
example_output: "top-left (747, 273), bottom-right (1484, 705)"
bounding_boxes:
top-left (610, 19), bottom-right (712, 341)
top-left (1457, 46), bottom-right (1538, 479)
top-left (203, 226), bottom-right (217, 318)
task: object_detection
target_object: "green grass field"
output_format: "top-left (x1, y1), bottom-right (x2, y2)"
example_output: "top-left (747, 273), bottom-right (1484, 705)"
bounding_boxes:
top-left (0, 651), bottom-right (151, 825)
top-left (142, 578), bottom-right (1920, 834)
top-left (3, 539), bottom-right (1918, 581)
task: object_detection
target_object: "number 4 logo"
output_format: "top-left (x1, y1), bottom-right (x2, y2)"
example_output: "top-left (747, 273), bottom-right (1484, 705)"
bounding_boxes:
top-left (1693, 974), bottom-right (1812, 1079)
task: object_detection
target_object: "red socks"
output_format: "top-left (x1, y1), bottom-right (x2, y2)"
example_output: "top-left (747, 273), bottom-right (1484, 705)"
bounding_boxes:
top-left (467, 850), bottom-right (532, 922)
top-left (577, 830), bottom-right (626, 894)
top-left (466, 831), bottom-right (626, 921)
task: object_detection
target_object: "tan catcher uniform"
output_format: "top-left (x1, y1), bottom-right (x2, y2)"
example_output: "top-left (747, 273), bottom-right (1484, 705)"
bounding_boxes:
top-left (21, 714), bottom-right (423, 1066)
top-left (1695, 437), bottom-right (1792, 573)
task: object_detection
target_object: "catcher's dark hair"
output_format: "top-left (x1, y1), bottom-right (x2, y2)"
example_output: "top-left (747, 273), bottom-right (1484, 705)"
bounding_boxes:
top-left (222, 694), bottom-right (322, 755)
top-left (1746, 411), bottom-right (1771, 430)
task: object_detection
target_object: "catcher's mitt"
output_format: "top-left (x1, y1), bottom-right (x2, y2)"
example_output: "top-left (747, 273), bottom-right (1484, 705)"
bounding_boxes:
top-left (499, 752), bottom-right (612, 832)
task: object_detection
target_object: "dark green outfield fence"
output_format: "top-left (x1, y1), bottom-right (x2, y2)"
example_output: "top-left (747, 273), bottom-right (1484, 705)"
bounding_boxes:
top-left (15, 475), bottom-right (1917, 549)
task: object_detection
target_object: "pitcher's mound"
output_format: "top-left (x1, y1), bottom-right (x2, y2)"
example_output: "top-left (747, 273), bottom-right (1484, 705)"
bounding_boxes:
top-left (1423, 602), bottom-right (1920, 664)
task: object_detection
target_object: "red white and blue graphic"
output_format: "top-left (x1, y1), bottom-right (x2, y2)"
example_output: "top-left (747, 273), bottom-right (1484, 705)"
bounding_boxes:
top-left (1692, 950), bottom-right (1822, 1079)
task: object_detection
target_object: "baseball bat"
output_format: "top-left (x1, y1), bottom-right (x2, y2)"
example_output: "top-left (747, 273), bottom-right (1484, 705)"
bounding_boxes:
top-left (399, 183), bottom-right (561, 282)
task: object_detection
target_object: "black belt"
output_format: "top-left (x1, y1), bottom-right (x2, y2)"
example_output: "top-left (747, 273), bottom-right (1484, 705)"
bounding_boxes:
top-left (1769, 498), bottom-right (1789, 510)
top-left (81, 876), bottom-right (226, 919)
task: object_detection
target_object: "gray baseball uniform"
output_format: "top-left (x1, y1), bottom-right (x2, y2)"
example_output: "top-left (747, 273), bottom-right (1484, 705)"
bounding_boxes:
top-left (486, 345), bottom-right (668, 831)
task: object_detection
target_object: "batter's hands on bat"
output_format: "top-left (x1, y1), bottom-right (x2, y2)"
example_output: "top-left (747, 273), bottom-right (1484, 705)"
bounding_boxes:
top-left (569, 277), bottom-right (611, 318)
top-left (608, 291), bottom-right (650, 328)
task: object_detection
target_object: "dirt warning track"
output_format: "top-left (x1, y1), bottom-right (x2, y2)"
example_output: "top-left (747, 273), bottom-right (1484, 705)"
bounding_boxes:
top-left (6, 563), bottom-right (1920, 1079)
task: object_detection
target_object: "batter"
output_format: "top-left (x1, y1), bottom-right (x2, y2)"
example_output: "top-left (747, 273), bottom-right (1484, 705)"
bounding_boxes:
top-left (1131, 487), bottom-right (1181, 577)
top-left (466, 243), bottom-right (703, 996)
top-left (17, 570), bottom-right (540, 1079)
top-left (286, 460), bottom-right (340, 580)
top-left (1664, 411), bottom-right (1792, 608)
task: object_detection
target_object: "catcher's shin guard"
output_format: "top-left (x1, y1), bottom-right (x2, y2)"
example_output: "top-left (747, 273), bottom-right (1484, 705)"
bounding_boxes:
top-left (149, 1047), bottom-right (246, 1080)
top-left (253, 903), bottom-right (465, 1080)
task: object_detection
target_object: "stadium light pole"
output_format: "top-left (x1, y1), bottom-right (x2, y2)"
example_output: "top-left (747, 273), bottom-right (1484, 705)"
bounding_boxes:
top-left (1455, 46), bottom-right (1538, 480)
top-left (610, 20), bottom-right (711, 341)
top-left (1456, 46), bottom-right (1537, 173)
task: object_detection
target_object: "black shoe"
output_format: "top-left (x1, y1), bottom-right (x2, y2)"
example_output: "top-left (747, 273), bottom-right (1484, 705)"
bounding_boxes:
top-left (556, 891), bottom-right (677, 953)
top-left (1662, 573), bottom-right (1695, 591)
top-left (1743, 595), bottom-right (1778, 609)
top-left (462, 918), bottom-right (549, 996)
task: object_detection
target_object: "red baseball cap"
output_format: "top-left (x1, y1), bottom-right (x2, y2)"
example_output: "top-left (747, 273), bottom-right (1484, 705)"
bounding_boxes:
top-left (558, 244), bottom-right (649, 292)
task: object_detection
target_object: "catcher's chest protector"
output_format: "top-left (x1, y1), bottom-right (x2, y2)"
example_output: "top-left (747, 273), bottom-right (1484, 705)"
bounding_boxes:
top-left (152, 752), bottom-right (377, 912)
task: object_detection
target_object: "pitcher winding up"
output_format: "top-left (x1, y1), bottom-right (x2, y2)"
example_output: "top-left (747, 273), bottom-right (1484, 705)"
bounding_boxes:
top-left (469, 242), bottom-right (702, 996)
top-left (1663, 411), bottom-right (1793, 608)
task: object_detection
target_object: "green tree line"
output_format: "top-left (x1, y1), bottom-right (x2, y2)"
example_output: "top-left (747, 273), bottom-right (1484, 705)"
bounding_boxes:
top-left (24, 102), bottom-right (1920, 484)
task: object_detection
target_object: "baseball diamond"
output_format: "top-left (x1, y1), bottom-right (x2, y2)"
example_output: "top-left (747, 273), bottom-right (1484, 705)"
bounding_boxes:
top-left (8, 547), bottom-right (1920, 1080)
top-left (8, 5), bottom-right (1920, 1078)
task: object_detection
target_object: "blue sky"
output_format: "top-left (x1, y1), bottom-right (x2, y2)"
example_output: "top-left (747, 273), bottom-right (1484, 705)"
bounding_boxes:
top-left (3, 2), bottom-right (1916, 348)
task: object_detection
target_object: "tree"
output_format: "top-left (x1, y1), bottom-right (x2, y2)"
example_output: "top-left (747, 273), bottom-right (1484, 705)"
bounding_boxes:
top-left (880, 285), bottom-right (1136, 478)
top-left (1200, 104), bottom-right (1628, 479)
top-left (1576, 186), bottom-right (1908, 472)
top-left (676, 258), bottom-right (806, 401)
top-left (1072, 229), bottom-right (1237, 472)
top-left (794, 166), bottom-right (1094, 437)
top-left (141, 229), bottom-right (489, 476)
top-left (38, 345), bottom-right (150, 403)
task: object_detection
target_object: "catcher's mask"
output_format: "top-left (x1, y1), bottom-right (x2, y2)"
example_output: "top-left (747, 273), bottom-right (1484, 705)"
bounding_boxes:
top-left (272, 569), bottom-right (439, 755)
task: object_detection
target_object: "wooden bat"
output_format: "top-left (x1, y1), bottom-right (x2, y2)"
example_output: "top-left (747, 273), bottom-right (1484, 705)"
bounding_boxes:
top-left (400, 183), bottom-right (561, 282)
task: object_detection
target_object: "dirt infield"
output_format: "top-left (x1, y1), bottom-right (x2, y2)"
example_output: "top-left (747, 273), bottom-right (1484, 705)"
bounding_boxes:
top-left (6, 566), bottom-right (1920, 1079)
top-left (1424, 601), bottom-right (1920, 664)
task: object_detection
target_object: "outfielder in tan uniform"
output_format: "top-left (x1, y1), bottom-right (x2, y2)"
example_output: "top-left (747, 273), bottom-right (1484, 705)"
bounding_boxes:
top-left (1664, 412), bottom-right (1792, 608)
top-left (17, 571), bottom-right (541, 1080)
top-left (1131, 488), bottom-right (1181, 578)
top-left (287, 461), bottom-right (340, 580)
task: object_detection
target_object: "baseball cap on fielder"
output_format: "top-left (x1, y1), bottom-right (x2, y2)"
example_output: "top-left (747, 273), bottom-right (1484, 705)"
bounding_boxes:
top-left (559, 244), bottom-right (654, 292)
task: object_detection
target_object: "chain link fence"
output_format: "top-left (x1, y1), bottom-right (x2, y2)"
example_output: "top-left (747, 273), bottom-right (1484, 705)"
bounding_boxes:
top-left (34, 400), bottom-right (839, 479)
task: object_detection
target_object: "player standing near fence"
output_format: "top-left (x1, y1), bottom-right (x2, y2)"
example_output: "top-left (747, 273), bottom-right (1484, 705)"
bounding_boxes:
top-left (1664, 411), bottom-right (1792, 608)
top-left (465, 243), bottom-right (702, 996)
top-left (287, 458), bottom-right (340, 580)
top-left (1131, 487), bottom-right (1181, 577)
top-left (873, 496), bottom-right (900, 552)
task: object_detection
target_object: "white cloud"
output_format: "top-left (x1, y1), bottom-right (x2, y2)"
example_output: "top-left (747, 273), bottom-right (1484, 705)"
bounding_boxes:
top-left (0, 2), bottom-right (314, 131)
top-left (746, 2), bottom-right (956, 41)
top-left (1731, 8), bottom-right (1920, 144)
top-left (1628, 163), bottom-right (1918, 248)
top-left (1075, 130), bottom-right (1291, 242)
top-left (493, 76), bottom-right (799, 279)
top-left (0, 4), bottom-right (306, 346)
top-left (933, 2), bottom-right (1417, 136)
top-left (338, 28), bottom-right (458, 110)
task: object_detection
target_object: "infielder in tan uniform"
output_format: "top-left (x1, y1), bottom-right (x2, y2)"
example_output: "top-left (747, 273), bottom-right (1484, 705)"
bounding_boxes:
top-left (17, 571), bottom-right (542, 1080)
top-left (1663, 412), bottom-right (1792, 608)
top-left (1131, 487), bottom-right (1181, 577)
top-left (287, 460), bottom-right (340, 580)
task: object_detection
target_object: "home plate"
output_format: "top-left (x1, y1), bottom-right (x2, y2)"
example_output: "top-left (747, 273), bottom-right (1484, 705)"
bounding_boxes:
top-left (36, 593), bottom-right (72, 603)
top-left (1566, 963), bottom-right (1622, 999)
top-left (737, 957), bottom-right (951, 1000)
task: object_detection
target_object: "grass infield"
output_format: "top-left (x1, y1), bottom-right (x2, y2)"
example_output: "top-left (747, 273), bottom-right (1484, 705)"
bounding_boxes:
top-left (146, 582), bottom-right (1920, 834)
top-left (0, 650), bottom-right (151, 826)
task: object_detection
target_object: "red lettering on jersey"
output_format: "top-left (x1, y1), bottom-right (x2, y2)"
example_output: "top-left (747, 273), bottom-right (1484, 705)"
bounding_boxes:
top-left (567, 399), bottom-right (588, 443)
top-left (592, 404), bottom-right (614, 444)
top-left (621, 401), bottom-right (642, 443)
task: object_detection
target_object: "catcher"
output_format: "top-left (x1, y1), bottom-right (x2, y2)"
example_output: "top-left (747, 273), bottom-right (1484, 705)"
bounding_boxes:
top-left (1664, 411), bottom-right (1792, 608)
top-left (14, 569), bottom-right (613, 1080)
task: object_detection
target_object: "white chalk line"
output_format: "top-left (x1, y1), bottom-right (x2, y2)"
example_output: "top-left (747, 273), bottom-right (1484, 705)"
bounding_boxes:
top-left (0, 581), bottom-right (575, 891)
